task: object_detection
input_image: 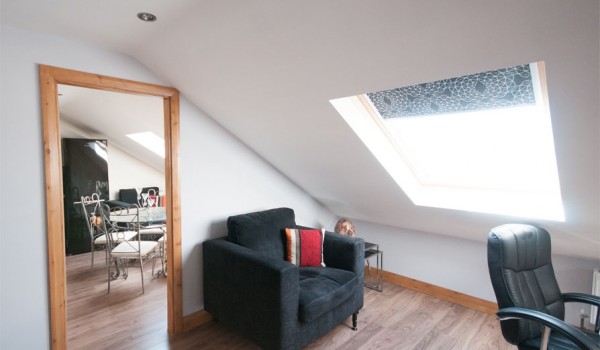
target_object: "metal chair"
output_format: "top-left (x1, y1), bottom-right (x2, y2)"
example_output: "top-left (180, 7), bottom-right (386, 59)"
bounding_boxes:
top-left (104, 205), bottom-right (159, 293)
top-left (80, 194), bottom-right (136, 270)
top-left (140, 224), bottom-right (166, 276)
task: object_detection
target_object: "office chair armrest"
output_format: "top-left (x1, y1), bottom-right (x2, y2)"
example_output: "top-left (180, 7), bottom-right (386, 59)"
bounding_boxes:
top-left (562, 292), bottom-right (600, 307)
top-left (562, 293), bottom-right (600, 333)
top-left (497, 307), bottom-right (599, 350)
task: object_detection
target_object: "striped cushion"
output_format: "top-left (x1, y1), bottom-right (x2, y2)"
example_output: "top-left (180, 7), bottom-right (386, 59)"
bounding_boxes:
top-left (285, 228), bottom-right (325, 267)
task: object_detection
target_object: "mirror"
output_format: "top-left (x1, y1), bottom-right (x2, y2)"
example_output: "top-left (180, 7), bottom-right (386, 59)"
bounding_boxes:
top-left (40, 65), bottom-right (183, 349)
top-left (58, 85), bottom-right (167, 346)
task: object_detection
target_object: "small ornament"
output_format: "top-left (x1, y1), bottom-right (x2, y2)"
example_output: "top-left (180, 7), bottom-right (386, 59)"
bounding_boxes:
top-left (334, 218), bottom-right (356, 237)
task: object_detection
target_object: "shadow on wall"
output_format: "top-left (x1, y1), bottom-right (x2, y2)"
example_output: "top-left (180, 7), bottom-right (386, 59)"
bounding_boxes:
top-left (184, 219), bottom-right (229, 312)
top-left (208, 220), bottom-right (228, 240)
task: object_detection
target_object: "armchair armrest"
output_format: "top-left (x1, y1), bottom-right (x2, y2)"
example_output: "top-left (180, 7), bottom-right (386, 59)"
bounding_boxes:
top-left (497, 307), bottom-right (599, 350)
top-left (203, 237), bottom-right (299, 338)
top-left (562, 292), bottom-right (600, 332)
top-left (323, 232), bottom-right (365, 274)
top-left (294, 226), bottom-right (365, 273)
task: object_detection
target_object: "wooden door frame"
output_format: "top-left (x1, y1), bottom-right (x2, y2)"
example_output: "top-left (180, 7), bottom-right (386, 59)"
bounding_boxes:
top-left (40, 65), bottom-right (183, 349)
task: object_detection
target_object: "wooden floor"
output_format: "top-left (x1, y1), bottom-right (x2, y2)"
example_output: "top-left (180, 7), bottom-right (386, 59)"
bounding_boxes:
top-left (67, 251), bottom-right (515, 349)
top-left (67, 250), bottom-right (169, 350)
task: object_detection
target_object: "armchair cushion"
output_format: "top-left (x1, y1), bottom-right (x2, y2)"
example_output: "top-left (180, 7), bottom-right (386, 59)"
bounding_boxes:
top-left (227, 207), bottom-right (296, 261)
top-left (298, 267), bottom-right (356, 322)
top-left (285, 228), bottom-right (325, 267)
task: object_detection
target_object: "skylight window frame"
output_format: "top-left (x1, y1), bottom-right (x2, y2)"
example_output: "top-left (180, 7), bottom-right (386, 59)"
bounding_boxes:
top-left (330, 61), bottom-right (564, 221)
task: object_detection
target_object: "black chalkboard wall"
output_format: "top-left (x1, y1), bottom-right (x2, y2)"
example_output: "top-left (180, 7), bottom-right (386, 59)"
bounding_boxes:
top-left (62, 138), bottom-right (109, 255)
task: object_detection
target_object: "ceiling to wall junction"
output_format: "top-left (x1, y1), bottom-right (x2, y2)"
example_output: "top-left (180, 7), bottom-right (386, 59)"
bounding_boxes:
top-left (3, 0), bottom-right (599, 258)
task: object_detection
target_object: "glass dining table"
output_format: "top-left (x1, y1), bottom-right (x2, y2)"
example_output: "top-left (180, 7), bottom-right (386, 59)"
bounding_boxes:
top-left (109, 206), bottom-right (166, 227)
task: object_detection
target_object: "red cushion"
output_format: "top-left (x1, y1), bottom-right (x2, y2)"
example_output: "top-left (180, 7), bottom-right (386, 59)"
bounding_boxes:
top-left (285, 228), bottom-right (325, 267)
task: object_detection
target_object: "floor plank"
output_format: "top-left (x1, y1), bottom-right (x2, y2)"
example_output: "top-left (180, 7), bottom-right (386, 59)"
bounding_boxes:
top-left (67, 252), bottom-right (515, 349)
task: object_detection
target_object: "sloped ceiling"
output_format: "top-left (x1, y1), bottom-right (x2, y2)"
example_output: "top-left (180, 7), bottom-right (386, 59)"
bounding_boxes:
top-left (3, 0), bottom-right (599, 259)
top-left (58, 85), bottom-right (165, 172)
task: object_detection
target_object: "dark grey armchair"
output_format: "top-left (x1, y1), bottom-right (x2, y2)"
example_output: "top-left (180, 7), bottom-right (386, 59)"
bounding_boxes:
top-left (487, 224), bottom-right (600, 350)
top-left (203, 208), bottom-right (364, 350)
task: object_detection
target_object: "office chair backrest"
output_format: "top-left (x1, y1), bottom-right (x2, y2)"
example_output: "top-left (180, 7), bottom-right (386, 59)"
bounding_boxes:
top-left (487, 224), bottom-right (565, 345)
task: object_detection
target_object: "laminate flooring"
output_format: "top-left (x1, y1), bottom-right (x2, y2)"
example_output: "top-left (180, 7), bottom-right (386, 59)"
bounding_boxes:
top-left (67, 250), bottom-right (168, 350)
top-left (67, 251), bottom-right (515, 349)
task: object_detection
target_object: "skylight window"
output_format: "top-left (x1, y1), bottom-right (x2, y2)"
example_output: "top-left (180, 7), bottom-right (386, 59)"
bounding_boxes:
top-left (330, 62), bottom-right (564, 221)
top-left (126, 131), bottom-right (165, 158)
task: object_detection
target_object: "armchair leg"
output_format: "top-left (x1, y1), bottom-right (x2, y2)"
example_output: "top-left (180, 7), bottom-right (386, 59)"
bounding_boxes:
top-left (352, 311), bottom-right (359, 331)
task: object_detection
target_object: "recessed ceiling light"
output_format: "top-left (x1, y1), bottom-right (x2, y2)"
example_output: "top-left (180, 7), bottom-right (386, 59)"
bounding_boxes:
top-left (137, 12), bottom-right (157, 22)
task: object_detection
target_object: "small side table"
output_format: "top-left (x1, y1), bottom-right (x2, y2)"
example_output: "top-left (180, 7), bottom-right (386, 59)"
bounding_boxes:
top-left (364, 242), bottom-right (383, 292)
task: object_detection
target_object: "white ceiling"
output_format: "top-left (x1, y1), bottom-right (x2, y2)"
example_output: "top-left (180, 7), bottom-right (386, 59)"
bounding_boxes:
top-left (3, 0), bottom-right (599, 259)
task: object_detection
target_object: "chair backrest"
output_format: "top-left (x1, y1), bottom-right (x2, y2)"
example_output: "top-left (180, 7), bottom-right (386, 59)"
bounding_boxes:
top-left (80, 194), bottom-right (105, 242)
top-left (80, 195), bottom-right (95, 240)
top-left (88, 202), bottom-right (122, 250)
top-left (487, 224), bottom-right (565, 345)
top-left (227, 207), bottom-right (296, 261)
top-left (105, 205), bottom-right (149, 260)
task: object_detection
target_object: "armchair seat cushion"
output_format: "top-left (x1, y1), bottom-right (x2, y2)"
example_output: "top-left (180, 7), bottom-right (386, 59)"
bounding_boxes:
top-left (298, 267), bottom-right (357, 323)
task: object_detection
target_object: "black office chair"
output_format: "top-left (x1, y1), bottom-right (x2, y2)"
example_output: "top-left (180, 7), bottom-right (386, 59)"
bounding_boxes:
top-left (487, 224), bottom-right (600, 350)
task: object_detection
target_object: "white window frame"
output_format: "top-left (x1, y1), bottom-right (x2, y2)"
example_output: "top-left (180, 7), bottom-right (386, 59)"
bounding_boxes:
top-left (330, 61), bottom-right (564, 221)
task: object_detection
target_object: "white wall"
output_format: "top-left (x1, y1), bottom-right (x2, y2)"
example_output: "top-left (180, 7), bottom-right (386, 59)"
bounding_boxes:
top-left (107, 145), bottom-right (165, 200)
top-left (0, 25), bottom-right (334, 349)
top-left (179, 96), bottom-right (338, 312)
top-left (354, 219), bottom-right (599, 327)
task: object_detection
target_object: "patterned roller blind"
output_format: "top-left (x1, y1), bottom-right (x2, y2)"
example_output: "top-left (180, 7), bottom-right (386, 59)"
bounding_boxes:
top-left (366, 64), bottom-right (535, 119)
